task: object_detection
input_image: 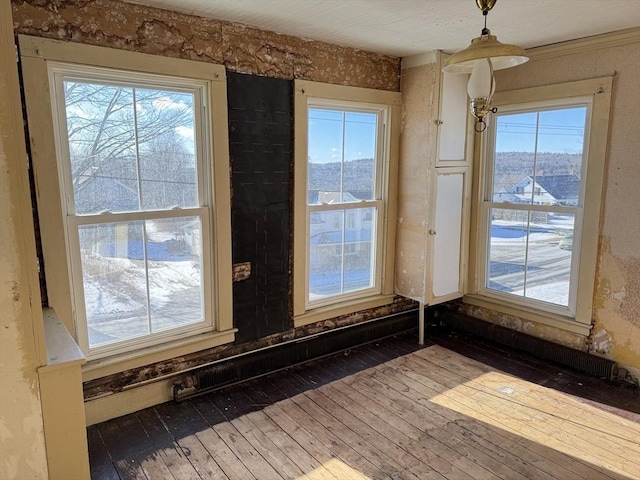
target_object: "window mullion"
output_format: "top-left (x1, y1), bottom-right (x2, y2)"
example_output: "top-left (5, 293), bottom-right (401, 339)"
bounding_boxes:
top-left (483, 201), bottom-right (578, 215)
top-left (530, 112), bottom-right (540, 204)
top-left (131, 87), bottom-right (144, 211)
top-left (307, 200), bottom-right (381, 213)
top-left (522, 212), bottom-right (532, 297)
top-left (68, 207), bottom-right (208, 226)
top-left (340, 210), bottom-right (346, 295)
top-left (523, 113), bottom-right (541, 296)
top-left (376, 115), bottom-right (384, 200)
top-left (130, 87), bottom-right (153, 334)
top-left (141, 220), bottom-right (153, 335)
top-left (340, 111), bottom-right (346, 203)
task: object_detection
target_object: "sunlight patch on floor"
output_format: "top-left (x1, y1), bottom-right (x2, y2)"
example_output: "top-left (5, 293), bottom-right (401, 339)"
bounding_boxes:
top-left (301, 458), bottom-right (372, 480)
top-left (428, 370), bottom-right (640, 479)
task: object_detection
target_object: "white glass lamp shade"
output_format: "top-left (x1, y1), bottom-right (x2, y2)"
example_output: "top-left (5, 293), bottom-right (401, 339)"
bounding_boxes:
top-left (467, 58), bottom-right (495, 99)
top-left (443, 33), bottom-right (528, 74)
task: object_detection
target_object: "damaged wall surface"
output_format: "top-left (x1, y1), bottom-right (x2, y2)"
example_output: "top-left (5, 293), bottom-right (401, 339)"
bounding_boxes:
top-left (460, 38), bottom-right (640, 372)
top-left (0, 1), bottom-right (49, 478)
top-left (395, 59), bottom-right (437, 301)
top-left (11, 0), bottom-right (414, 402)
top-left (12, 0), bottom-right (399, 91)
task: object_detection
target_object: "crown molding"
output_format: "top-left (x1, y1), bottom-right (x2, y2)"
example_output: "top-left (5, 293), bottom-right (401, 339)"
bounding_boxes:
top-left (526, 27), bottom-right (640, 62)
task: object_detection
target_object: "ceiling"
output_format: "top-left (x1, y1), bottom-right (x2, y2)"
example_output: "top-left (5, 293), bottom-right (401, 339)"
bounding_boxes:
top-left (130, 0), bottom-right (640, 58)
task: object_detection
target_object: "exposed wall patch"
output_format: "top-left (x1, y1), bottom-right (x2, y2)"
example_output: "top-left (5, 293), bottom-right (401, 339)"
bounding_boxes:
top-left (590, 328), bottom-right (613, 356)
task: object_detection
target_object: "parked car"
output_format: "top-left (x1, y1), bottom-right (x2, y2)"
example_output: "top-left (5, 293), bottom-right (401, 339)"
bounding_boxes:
top-left (559, 233), bottom-right (573, 251)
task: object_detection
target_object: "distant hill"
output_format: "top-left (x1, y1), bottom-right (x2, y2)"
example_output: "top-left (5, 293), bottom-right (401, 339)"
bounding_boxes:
top-left (493, 152), bottom-right (582, 191)
top-left (495, 152), bottom-right (582, 174)
top-left (308, 158), bottom-right (375, 200)
top-left (307, 152), bottom-right (583, 198)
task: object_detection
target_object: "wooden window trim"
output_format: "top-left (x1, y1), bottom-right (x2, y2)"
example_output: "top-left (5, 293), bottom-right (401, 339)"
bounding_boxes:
top-left (292, 80), bottom-right (401, 326)
top-left (19, 35), bottom-right (235, 367)
top-left (466, 77), bottom-right (613, 332)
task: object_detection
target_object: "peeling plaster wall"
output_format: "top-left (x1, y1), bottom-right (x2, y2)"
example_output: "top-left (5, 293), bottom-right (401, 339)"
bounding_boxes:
top-left (10, 0), bottom-right (411, 401)
top-left (83, 296), bottom-right (415, 399)
top-left (0, 1), bottom-right (49, 478)
top-left (395, 60), bottom-right (437, 301)
top-left (461, 39), bottom-right (640, 371)
top-left (456, 301), bottom-right (588, 350)
top-left (11, 0), bottom-right (400, 91)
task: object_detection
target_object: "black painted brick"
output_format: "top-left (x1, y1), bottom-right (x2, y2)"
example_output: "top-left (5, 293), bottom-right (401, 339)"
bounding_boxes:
top-left (227, 72), bottom-right (292, 344)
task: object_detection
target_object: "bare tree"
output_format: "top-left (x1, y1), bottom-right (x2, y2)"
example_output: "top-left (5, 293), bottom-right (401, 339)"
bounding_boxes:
top-left (63, 81), bottom-right (196, 213)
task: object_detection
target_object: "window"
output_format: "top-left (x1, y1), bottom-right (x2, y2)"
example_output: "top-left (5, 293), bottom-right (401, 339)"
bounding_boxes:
top-left (482, 104), bottom-right (587, 313)
top-left (52, 66), bottom-right (215, 357)
top-left (293, 81), bottom-right (401, 325)
top-left (20, 36), bottom-right (234, 361)
top-left (468, 78), bottom-right (612, 330)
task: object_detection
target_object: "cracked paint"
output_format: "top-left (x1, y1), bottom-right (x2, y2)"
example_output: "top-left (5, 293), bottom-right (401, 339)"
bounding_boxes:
top-left (12, 0), bottom-right (400, 91)
top-left (394, 60), bottom-right (437, 302)
top-left (592, 238), bottom-right (640, 370)
top-left (461, 40), bottom-right (640, 374)
top-left (590, 329), bottom-right (613, 356)
top-left (1, 1), bottom-right (49, 475)
top-left (10, 0), bottom-right (408, 400)
top-left (456, 301), bottom-right (588, 350)
top-left (82, 296), bottom-right (416, 399)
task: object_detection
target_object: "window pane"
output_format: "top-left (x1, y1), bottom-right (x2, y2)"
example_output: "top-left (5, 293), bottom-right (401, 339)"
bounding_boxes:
top-left (79, 221), bottom-right (149, 347)
top-left (64, 82), bottom-right (199, 214)
top-left (537, 108), bottom-right (586, 159)
top-left (145, 217), bottom-right (204, 331)
top-left (343, 112), bottom-right (376, 200)
top-left (307, 108), bottom-right (377, 205)
top-left (535, 108), bottom-right (585, 207)
top-left (487, 208), bottom-right (528, 296)
top-left (492, 112), bottom-right (537, 204)
top-left (308, 109), bottom-right (344, 203)
top-left (309, 210), bottom-right (344, 298)
top-left (493, 108), bottom-right (586, 207)
top-left (79, 216), bottom-right (205, 349)
top-left (487, 209), bottom-right (575, 308)
top-left (136, 89), bottom-right (198, 210)
top-left (65, 83), bottom-right (139, 214)
top-left (344, 207), bottom-right (375, 292)
top-left (309, 207), bottom-right (375, 301)
top-left (523, 213), bottom-right (575, 307)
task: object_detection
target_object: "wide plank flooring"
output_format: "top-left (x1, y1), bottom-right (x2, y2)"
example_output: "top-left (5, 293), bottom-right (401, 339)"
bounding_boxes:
top-left (89, 331), bottom-right (640, 480)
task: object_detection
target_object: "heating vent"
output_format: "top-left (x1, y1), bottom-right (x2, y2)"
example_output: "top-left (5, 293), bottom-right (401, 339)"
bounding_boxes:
top-left (173, 310), bottom-right (417, 401)
top-left (437, 310), bottom-right (617, 379)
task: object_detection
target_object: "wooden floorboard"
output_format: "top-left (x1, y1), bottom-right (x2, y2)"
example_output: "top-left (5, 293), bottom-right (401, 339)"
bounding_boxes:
top-left (431, 331), bottom-right (640, 416)
top-left (90, 331), bottom-right (640, 480)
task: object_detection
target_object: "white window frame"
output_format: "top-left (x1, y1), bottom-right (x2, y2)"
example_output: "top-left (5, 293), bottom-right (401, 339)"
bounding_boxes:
top-left (51, 65), bottom-right (218, 358)
top-left (293, 80), bottom-right (401, 327)
top-left (19, 36), bottom-right (235, 368)
top-left (466, 77), bottom-right (613, 335)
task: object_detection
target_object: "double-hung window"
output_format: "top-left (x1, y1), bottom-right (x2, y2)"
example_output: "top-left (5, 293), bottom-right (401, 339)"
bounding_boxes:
top-left (468, 78), bottom-right (612, 330)
top-left (293, 80), bottom-right (401, 325)
top-left (20, 36), bottom-right (234, 361)
top-left (52, 67), bottom-right (215, 358)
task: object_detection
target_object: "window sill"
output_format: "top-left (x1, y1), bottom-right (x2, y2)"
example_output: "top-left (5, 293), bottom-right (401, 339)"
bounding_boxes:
top-left (462, 294), bottom-right (592, 336)
top-left (40, 308), bottom-right (86, 372)
top-left (82, 328), bottom-right (237, 382)
top-left (294, 294), bottom-right (396, 328)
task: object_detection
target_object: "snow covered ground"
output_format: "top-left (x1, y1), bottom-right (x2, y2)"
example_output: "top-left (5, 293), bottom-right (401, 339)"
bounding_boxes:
top-left (487, 213), bottom-right (574, 307)
top-left (81, 251), bottom-right (203, 347)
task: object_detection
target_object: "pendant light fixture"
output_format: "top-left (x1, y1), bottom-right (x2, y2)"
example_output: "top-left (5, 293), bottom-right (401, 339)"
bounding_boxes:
top-left (442, 0), bottom-right (528, 132)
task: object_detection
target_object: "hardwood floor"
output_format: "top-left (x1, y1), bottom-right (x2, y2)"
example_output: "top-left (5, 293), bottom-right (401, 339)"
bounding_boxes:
top-left (88, 330), bottom-right (640, 480)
